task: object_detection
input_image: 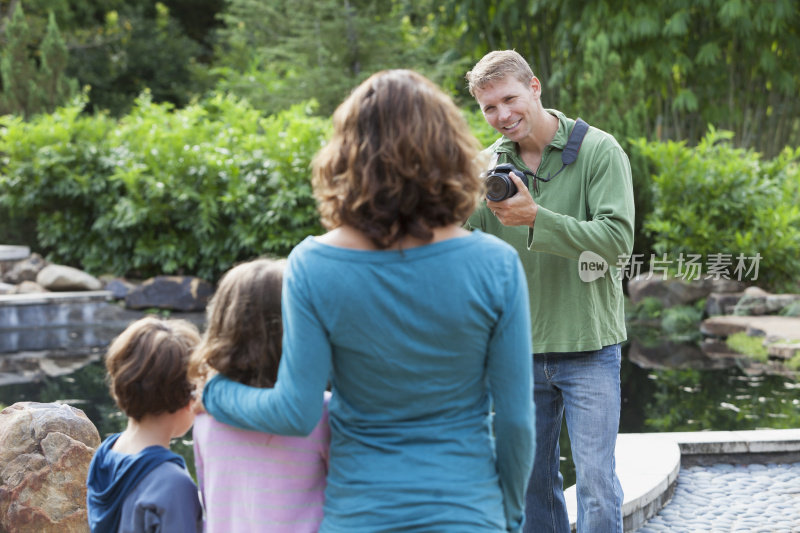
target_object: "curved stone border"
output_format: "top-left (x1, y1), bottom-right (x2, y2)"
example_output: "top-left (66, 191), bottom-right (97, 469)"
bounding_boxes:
top-left (564, 428), bottom-right (800, 532)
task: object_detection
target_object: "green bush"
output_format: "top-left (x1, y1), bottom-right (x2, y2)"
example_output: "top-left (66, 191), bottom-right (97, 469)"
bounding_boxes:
top-left (0, 92), bottom-right (328, 281)
top-left (633, 128), bottom-right (800, 292)
top-left (725, 332), bottom-right (768, 362)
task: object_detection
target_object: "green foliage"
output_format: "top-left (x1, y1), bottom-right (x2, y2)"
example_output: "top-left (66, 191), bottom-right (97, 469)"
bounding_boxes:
top-left (634, 127), bottom-right (800, 292)
top-left (660, 303), bottom-right (704, 342)
top-left (429, 0), bottom-right (800, 259)
top-left (630, 297), bottom-right (664, 321)
top-left (435, 0), bottom-right (800, 158)
top-left (67, 4), bottom-right (204, 115)
top-left (212, 0), bottom-right (450, 116)
top-left (0, 92), bottom-right (328, 280)
top-left (0, 3), bottom-right (77, 116)
top-left (726, 332), bottom-right (768, 361)
top-left (462, 107), bottom-right (500, 148)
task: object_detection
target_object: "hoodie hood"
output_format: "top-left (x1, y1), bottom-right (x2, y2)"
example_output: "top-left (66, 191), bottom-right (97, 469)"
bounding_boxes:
top-left (86, 432), bottom-right (186, 533)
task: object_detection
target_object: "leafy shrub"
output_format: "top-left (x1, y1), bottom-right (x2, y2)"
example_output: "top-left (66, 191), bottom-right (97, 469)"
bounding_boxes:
top-left (659, 302), bottom-right (704, 342)
top-left (0, 92), bottom-right (328, 281)
top-left (633, 128), bottom-right (800, 292)
top-left (725, 332), bottom-right (768, 361)
top-left (629, 296), bottom-right (664, 321)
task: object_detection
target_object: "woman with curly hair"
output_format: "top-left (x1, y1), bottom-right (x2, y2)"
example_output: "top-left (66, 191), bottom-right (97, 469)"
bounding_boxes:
top-left (202, 69), bottom-right (535, 532)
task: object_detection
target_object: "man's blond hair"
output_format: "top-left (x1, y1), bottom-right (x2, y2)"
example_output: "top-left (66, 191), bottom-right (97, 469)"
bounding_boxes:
top-left (465, 50), bottom-right (534, 97)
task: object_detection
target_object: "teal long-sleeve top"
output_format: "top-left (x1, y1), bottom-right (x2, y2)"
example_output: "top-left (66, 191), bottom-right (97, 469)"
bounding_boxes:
top-left (203, 231), bottom-right (535, 532)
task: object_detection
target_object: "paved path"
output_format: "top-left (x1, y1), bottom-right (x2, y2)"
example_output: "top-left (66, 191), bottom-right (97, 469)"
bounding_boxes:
top-left (637, 461), bottom-right (800, 532)
top-left (566, 430), bottom-right (800, 531)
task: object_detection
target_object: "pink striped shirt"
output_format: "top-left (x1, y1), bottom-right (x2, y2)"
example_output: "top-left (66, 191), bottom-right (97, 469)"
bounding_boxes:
top-left (193, 394), bottom-right (330, 533)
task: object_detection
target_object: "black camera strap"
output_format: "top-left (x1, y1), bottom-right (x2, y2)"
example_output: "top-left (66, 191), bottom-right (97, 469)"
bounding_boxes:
top-left (496, 117), bottom-right (589, 194)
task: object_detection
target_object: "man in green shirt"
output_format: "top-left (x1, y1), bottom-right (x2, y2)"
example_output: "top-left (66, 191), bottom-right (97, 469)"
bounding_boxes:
top-left (466, 50), bottom-right (635, 533)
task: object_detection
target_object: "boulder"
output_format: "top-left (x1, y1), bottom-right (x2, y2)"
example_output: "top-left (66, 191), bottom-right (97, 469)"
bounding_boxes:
top-left (628, 274), bottom-right (707, 307)
top-left (15, 280), bottom-right (48, 294)
top-left (627, 273), bottom-right (744, 307)
top-left (125, 275), bottom-right (213, 312)
top-left (705, 292), bottom-right (744, 316)
top-left (732, 286), bottom-right (769, 315)
top-left (0, 402), bottom-right (100, 533)
top-left (731, 287), bottom-right (800, 316)
top-left (768, 342), bottom-right (800, 360)
top-left (2, 253), bottom-right (47, 284)
top-left (700, 315), bottom-right (800, 341)
top-left (628, 338), bottom-right (736, 370)
top-left (765, 293), bottom-right (800, 314)
top-left (37, 265), bottom-right (103, 292)
top-left (103, 277), bottom-right (137, 300)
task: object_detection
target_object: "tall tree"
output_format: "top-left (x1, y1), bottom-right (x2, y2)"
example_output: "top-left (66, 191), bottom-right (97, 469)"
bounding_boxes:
top-left (0, 2), bottom-right (37, 114)
top-left (38, 11), bottom-right (77, 110)
top-left (0, 2), bottom-right (77, 116)
top-left (433, 0), bottom-right (800, 157)
top-left (213, 0), bottom-right (444, 115)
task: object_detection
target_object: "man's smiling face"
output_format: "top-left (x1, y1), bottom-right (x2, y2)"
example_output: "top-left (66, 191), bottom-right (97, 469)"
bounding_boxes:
top-left (474, 75), bottom-right (540, 145)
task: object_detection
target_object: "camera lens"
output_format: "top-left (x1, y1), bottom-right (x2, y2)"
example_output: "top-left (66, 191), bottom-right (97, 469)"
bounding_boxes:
top-left (486, 174), bottom-right (513, 202)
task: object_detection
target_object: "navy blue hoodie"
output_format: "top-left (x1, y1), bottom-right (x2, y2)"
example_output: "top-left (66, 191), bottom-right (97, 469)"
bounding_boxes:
top-left (86, 433), bottom-right (198, 532)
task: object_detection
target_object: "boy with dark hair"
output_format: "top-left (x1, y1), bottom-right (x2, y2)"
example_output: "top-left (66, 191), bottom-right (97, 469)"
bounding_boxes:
top-left (86, 316), bottom-right (203, 533)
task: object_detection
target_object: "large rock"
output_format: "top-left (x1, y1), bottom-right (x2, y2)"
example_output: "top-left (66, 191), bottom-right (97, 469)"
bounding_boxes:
top-left (15, 280), bottom-right (48, 294)
top-left (700, 315), bottom-right (800, 341)
top-left (731, 287), bottom-right (800, 316)
top-left (627, 273), bottom-right (746, 308)
top-left (125, 275), bottom-right (213, 312)
top-left (3, 253), bottom-right (47, 284)
top-left (103, 277), bottom-right (137, 300)
top-left (705, 292), bottom-right (743, 316)
top-left (0, 402), bottom-right (100, 532)
top-left (36, 265), bottom-right (103, 291)
top-left (628, 338), bottom-right (736, 370)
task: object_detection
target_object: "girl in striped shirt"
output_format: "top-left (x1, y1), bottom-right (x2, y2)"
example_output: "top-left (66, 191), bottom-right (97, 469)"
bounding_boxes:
top-left (189, 258), bottom-right (330, 533)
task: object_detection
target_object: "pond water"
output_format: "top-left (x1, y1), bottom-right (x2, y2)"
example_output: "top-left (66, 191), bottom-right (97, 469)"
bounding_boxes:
top-left (1, 326), bottom-right (798, 488)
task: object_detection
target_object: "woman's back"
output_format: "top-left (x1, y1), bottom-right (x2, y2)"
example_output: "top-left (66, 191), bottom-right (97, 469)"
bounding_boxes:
top-left (283, 231), bottom-right (532, 530)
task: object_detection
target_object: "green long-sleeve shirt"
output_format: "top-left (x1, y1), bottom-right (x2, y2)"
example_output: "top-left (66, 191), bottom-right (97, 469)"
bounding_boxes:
top-left (468, 110), bottom-right (635, 353)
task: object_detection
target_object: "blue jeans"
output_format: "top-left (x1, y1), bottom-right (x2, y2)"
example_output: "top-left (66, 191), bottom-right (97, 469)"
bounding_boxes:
top-left (523, 344), bottom-right (624, 533)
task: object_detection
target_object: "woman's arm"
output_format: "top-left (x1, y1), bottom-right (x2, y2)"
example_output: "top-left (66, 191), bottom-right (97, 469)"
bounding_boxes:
top-left (203, 255), bottom-right (332, 436)
top-left (486, 253), bottom-right (535, 532)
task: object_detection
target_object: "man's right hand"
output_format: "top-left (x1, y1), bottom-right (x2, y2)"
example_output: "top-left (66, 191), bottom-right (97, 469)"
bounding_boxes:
top-left (486, 171), bottom-right (539, 228)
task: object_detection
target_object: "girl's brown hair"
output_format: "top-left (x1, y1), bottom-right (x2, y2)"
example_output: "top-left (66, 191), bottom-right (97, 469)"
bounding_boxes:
top-left (188, 258), bottom-right (285, 388)
top-left (312, 69), bottom-right (484, 249)
top-left (105, 316), bottom-right (200, 421)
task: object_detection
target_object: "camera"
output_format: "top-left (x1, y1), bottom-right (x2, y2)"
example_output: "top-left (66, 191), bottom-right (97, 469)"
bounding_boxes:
top-left (484, 163), bottom-right (529, 202)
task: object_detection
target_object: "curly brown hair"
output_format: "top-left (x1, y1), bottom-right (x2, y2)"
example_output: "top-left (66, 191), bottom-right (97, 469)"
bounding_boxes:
top-left (465, 50), bottom-right (535, 97)
top-left (312, 69), bottom-right (484, 249)
top-left (105, 316), bottom-right (200, 421)
top-left (188, 258), bottom-right (285, 389)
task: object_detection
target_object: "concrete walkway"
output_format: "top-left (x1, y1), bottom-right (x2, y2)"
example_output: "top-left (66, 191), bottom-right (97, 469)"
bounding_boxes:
top-left (564, 429), bottom-right (800, 531)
